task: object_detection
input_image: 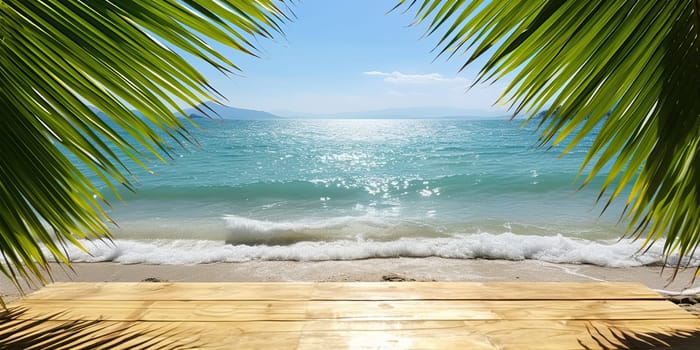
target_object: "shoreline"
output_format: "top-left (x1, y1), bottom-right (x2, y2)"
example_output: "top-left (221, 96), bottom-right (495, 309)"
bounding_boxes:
top-left (2, 258), bottom-right (700, 304)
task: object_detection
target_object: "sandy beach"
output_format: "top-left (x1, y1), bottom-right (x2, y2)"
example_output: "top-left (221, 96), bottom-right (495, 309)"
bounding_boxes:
top-left (2, 259), bottom-right (699, 310)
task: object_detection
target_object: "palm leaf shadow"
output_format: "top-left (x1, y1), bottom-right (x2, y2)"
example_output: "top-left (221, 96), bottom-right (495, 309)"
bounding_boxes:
top-left (0, 308), bottom-right (206, 350)
top-left (580, 323), bottom-right (700, 349)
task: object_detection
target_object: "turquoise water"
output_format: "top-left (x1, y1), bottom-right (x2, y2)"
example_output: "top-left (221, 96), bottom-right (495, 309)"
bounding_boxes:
top-left (61, 119), bottom-right (684, 266)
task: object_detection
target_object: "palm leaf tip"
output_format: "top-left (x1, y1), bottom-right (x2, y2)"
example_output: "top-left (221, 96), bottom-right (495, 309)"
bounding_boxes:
top-left (0, 0), bottom-right (292, 303)
top-left (399, 0), bottom-right (700, 278)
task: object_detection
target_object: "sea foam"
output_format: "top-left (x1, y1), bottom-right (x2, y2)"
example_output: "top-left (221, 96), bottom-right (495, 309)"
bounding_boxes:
top-left (48, 233), bottom-right (698, 267)
top-left (222, 214), bottom-right (390, 244)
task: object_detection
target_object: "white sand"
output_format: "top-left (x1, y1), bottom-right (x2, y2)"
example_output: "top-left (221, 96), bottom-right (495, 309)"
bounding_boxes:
top-left (2, 258), bottom-right (699, 304)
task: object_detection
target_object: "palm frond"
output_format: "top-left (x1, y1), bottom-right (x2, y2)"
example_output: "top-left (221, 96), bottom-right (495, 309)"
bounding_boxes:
top-left (398, 0), bottom-right (700, 277)
top-left (0, 0), bottom-right (291, 300)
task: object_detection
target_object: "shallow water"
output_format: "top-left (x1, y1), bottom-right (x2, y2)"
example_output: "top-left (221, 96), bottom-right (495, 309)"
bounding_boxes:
top-left (59, 118), bottom-right (693, 267)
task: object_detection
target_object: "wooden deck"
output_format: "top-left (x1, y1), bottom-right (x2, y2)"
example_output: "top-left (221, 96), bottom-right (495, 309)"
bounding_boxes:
top-left (1, 282), bottom-right (699, 349)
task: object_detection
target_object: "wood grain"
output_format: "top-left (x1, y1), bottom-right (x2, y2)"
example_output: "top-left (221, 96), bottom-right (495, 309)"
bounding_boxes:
top-left (1, 319), bottom-right (699, 349)
top-left (29, 281), bottom-right (663, 300)
top-left (10, 299), bottom-right (691, 322)
top-left (312, 281), bottom-right (664, 300)
top-left (2, 282), bottom-right (698, 350)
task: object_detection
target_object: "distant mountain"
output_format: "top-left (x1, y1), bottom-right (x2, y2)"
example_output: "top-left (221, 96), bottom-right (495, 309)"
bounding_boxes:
top-left (88, 103), bottom-right (506, 120)
top-left (87, 106), bottom-right (149, 120)
top-left (530, 106), bottom-right (560, 120)
top-left (530, 104), bottom-right (613, 120)
top-left (183, 102), bottom-right (280, 120)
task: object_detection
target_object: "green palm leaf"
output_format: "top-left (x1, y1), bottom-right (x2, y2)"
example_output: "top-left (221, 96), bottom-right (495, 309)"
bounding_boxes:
top-left (0, 0), bottom-right (291, 306)
top-left (398, 0), bottom-right (700, 278)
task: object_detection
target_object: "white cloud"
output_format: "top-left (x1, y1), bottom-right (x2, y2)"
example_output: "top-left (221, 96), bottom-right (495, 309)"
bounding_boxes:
top-left (364, 71), bottom-right (467, 85)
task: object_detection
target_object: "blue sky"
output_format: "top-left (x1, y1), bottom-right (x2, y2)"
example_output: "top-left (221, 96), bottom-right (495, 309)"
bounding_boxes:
top-left (191, 0), bottom-right (510, 116)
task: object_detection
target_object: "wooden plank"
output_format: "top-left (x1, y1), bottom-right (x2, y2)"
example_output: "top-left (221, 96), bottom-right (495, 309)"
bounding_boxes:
top-left (304, 300), bottom-right (693, 321)
top-left (28, 282), bottom-right (316, 301)
top-left (0, 319), bottom-right (212, 350)
top-left (9, 299), bottom-right (692, 322)
top-left (0, 319), bottom-right (304, 350)
top-left (312, 282), bottom-right (664, 300)
top-left (1, 319), bottom-right (699, 350)
top-left (298, 319), bottom-right (700, 350)
top-left (27, 281), bottom-right (663, 301)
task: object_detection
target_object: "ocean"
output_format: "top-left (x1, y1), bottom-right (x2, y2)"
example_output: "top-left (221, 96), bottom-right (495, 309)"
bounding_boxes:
top-left (59, 118), bottom-right (692, 267)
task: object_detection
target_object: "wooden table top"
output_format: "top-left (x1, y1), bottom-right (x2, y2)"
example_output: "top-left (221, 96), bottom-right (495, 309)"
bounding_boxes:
top-left (1, 282), bottom-right (699, 349)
